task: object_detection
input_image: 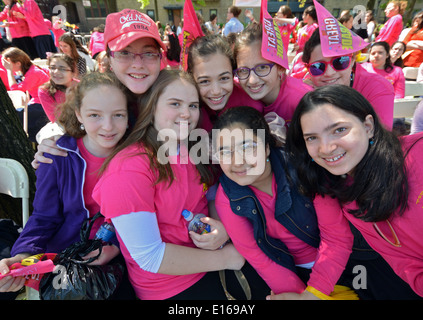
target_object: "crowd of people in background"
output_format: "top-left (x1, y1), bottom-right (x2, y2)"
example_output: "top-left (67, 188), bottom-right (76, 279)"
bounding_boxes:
top-left (0, 0), bottom-right (423, 301)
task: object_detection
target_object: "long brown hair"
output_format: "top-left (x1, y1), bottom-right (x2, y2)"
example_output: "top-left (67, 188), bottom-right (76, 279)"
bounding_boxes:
top-left (101, 69), bottom-right (215, 187)
top-left (42, 53), bottom-right (76, 99)
top-left (2, 47), bottom-right (33, 75)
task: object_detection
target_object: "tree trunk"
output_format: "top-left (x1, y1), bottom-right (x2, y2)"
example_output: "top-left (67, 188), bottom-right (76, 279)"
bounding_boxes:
top-left (0, 80), bottom-right (36, 226)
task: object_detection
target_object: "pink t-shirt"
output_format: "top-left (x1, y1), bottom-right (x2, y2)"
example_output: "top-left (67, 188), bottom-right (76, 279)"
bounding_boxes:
top-left (89, 31), bottom-right (105, 57)
top-left (215, 174), bottom-right (354, 295)
top-left (375, 14), bottom-right (403, 47)
top-left (10, 65), bottom-right (50, 104)
top-left (16, 0), bottom-right (50, 37)
top-left (297, 23), bottom-right (318, 52)
top-left (264, 75), bottom-right (313, 126)
top-left (0, 7), bottom-right (30, 38)
top-left (76, 138), bottom-right (105, 239)
top-left (92, 143), bottom-right (209, 300)
top-left (198, 84), bottom-right (265, 132)
top-left (353, 63), bottom-right (395, 130)
top-left (317, 132), bottom-right (423, 297)
top-left (361, 62), bottom-right (405, 98)
top-left (278, 18), bottom-right (299, 51)
top-left (38, 87), bottom-right (66, 122)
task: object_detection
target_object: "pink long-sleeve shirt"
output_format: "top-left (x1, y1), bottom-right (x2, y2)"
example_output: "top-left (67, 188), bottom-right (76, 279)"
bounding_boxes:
top-left (0, 6), bottom-right (30, 38)
top-left (10, 65), bottom-right (49, 104)
top-left (361, 62), bottom-right (405, 99)
top-left (317, 132), bottom-right (423, 297)
top-left (353, 63), bottom-right (395, 130)
top-left (15, 0), bottom-right (50, 37)
top-left (375, 14), bottom-right (403, 47)
top-left (215, 175), bottom-right (354, 295)
top-left (38, 87), bottom-right (66, 122)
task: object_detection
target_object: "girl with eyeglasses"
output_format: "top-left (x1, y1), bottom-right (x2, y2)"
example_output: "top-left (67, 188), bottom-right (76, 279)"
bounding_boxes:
top-left (233, 23), bottom-right (313, 126)
top-left (2, 46), bottom-right (50, 143)
top-left (285, 85), bottom-right (423, 299)
top-left (213, 106), bottom-right (358, 300)
top-left (362, 41), bottom-right (405, 99)
top-left (39, 53), bottom-right (78, 123)
top-left (302, 28), bottom-right (395, 130)
top-left (32, 9), bottom-right (168, 166)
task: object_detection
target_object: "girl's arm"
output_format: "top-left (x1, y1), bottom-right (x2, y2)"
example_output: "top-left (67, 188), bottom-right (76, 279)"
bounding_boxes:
top-left (112, 211), bottom-right (244, 275)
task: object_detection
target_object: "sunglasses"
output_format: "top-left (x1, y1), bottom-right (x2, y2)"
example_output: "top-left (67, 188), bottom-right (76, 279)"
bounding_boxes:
top-left (307, 55), bottom-right (352, 77)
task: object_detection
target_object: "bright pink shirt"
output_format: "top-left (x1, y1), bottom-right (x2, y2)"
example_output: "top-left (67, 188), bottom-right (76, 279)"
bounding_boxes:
top-left (0, 6), bottom-right (30, 38)
top-left (297, 23), bottom-right (318, 52)
top-left (198, 84), bottom-right (265, 132)
top-left (16, 0), bottom-right (50, 37)
top-left (353, 63), bottom-right (395, 130)
top-left (264, 75), bottom-right (313, 126)
top-left (76, 138), bottom-right (105, 239)
top-left (215, 175), bottom-right (354, 295)
top-left (278, 18), bottom-right (299, 51)
top-left (92, 143), bottom-right (209, 300)
top-left (38, 87), bottom-right (66, 122)
top-left (375, 14), bottom-right (403, 47)
top-left (52, 27), bottom-right (65, 48)
top-left (10, 65), bottom-right (49, 104)
top-left (319, 132), bottom-right (423, 297)
top-left (89, 31), bottom-right (105, 57)
top-left (361, 62), bottom-right (405, 98)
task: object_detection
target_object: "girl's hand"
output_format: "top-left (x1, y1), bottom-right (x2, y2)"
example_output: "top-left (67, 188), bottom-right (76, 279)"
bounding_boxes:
top-left (82, 244), bottom-right (120, 266)
top-left (189, 217), bottom-right (229, 250)
top-left (0, 254), bottom-right (30, 293)
top-left (32, 135), bottom-right (67, 169)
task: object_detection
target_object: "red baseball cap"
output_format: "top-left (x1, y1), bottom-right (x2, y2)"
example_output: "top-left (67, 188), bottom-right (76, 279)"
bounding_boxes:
top-left (104, 9), bottom-right (166, 52)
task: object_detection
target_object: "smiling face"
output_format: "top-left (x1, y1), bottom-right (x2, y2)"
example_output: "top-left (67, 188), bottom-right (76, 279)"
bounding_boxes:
top-left (154, 78), bottom-right (200, 142)
top-left (76, 85), bottom-right (128, 158)
top-left (192, 52), bottom-right (234, 111)
top-left (308, 44), bottom-right (355, 87)
top-left (235, 41), bottom-right (283, 105)
top-left (301, 103), bottom-right (374, 176)
top-left (216, 123), bottom-right (272, 189)
top-left (109, 37), bottom-right (161, 95)
top-left (49, 58), bottom-right (74, 86)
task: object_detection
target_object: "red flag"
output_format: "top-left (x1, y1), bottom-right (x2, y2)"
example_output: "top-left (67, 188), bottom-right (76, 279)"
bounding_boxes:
top-left (260, 0), bottom-right (289, 69)
top-left (181, 0), bottom-right (204, 70)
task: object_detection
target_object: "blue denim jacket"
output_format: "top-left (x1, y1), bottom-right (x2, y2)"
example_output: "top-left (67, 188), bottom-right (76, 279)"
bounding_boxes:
top-left (219, 147), bottom-right (320, 273)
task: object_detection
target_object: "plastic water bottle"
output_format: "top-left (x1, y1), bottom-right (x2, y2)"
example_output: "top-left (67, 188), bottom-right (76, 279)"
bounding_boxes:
top-left (95, 222), bottom-right (116, 243)
top-left (181, 209), bottom-right (211, 235)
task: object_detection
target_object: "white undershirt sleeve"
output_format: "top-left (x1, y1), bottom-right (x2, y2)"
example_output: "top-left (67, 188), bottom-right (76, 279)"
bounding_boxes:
top-left (111, 211), bottom-right (166, 273)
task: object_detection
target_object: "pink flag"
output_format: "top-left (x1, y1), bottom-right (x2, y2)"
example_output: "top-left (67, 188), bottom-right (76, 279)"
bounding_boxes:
top-left (260, 0), bottom-right (288, 69)
top-left (181, 0), bottom-right (204, 70)
top-left (313, 0), bottom-right (367, 57)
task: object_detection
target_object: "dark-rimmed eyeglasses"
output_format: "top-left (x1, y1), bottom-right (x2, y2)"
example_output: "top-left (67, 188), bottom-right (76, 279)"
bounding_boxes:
top-left (234, 63), bottom-right (276, 80)
top-left (49, 66), bottom-right (72, 73)
top-left (109, 51), bottom-right (162, 63)
top-left (307, 55), bottom-right (352, 77)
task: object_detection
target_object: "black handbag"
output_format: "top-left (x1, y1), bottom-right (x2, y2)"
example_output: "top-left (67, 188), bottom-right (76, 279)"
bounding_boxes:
top-left (39, 212), bottom-right (124, 300)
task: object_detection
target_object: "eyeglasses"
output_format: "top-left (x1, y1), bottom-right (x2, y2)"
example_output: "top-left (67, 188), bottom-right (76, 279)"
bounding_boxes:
top-left (373, 220), bottom-right (401, 248)
top-left (109, 51), bottom-right (162, 63)
top-left (307, 55), bottom-right (352, 77)
top-left (49, 66), bottom-right (72, 73)
top-left (234, 63), bottom-right (276, 80)
top-left (214, 141), bottom-right (258, 163)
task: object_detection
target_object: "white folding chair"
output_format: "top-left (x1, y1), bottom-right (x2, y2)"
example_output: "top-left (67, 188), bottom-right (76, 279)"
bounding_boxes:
top-left (0, 158), bottom-right (37, 299)
top-left (7, 90), bottom-right (29, 135)
top-left (0, 158), bottom-right (29, 226)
